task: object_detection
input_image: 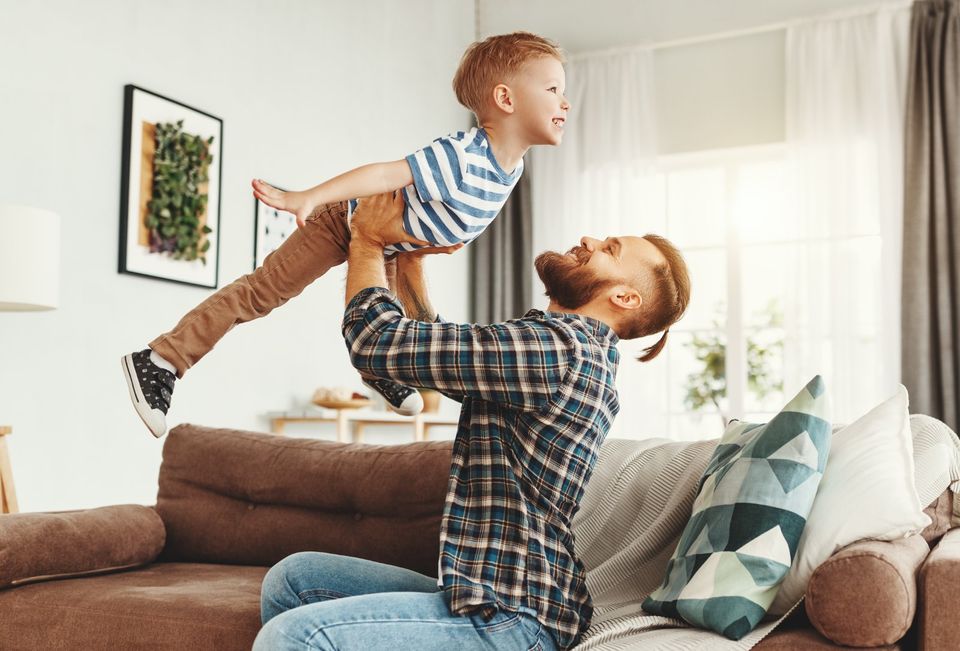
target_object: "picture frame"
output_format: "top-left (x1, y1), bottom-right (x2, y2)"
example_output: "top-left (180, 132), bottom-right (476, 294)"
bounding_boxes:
top-left (118, 84), bottom-right (223, 288)
top-left (253, 186), bottom-right (298, 270)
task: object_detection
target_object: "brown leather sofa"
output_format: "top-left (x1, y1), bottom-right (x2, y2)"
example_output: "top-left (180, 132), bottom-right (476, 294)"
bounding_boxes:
top-left (0, 423), bottom-right (956, 650)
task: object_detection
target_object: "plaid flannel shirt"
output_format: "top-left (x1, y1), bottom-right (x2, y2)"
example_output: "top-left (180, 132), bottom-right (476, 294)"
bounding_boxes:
top-left (342, 287), bottom-right (621, 650)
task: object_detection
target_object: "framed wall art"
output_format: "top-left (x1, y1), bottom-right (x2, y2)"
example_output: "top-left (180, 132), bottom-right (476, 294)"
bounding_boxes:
top-left (253, 187), bottom-right (297, 270)
top-left (118, 84), bottom-right (223, 288)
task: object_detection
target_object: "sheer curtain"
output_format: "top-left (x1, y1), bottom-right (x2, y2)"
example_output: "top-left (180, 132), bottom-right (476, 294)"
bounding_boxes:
top-left (784, 5), bottom-right (910, 422)
top-left (529, 48), bottom-right (658, 438)
top-left (529, 48), bottom-right (658, 308)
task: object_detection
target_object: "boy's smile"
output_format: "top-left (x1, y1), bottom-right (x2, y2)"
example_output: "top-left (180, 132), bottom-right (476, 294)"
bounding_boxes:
top-left (512, 56), bottom-right (570, 146)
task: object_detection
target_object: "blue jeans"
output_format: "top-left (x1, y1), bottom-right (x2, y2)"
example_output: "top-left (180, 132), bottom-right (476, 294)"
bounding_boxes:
top-left (254, 552), bottom-right (559, 651)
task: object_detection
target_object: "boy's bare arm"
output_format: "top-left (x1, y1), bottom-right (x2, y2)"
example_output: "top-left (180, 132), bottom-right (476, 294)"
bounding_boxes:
top-left (253, 159), bottom-right (413, 227)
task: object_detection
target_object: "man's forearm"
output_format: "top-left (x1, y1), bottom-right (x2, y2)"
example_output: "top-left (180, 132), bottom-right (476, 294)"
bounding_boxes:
top-left (345, 237), bottom-right (388, 307)
top-left (396, 257), bottom-right (437, 322)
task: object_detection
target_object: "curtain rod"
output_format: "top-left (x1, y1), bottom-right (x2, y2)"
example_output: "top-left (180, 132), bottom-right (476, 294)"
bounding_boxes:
top-left (568, 0), bottom-right (912, 60)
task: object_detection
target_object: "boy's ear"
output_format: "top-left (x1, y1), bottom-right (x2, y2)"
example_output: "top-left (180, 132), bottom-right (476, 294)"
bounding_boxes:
top-left (492, 83), bottom-right (515, 114)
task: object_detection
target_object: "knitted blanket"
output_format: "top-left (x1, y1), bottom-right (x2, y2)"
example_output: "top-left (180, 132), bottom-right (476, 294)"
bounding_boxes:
top-left (571, 415), bottom-right (960, 650)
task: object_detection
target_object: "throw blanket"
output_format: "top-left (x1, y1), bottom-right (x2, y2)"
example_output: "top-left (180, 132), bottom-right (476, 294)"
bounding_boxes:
top-left (571, 415), bottom-right (960, 650)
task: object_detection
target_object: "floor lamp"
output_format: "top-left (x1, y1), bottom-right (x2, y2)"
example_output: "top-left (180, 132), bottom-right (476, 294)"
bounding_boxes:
top-left (0, 205), bottom-right (60, 513)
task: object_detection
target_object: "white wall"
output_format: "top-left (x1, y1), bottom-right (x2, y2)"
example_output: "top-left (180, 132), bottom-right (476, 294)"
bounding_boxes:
top-left (0, 0), bottom-right (474, 512)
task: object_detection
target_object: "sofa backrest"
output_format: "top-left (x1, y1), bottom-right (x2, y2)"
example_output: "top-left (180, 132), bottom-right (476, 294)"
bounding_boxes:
top-left (155, 424), bottom-right (453, 577)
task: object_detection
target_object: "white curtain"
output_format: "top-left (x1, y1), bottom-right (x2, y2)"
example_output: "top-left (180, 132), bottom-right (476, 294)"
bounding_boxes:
top-left (529, 48), bottom-right (658, 309)
top-left (784, 5), bottom-right (910, 422)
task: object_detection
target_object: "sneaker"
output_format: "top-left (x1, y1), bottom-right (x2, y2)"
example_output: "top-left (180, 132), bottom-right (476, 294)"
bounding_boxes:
top-left (121, 349), bottom-right (176, 438)
top-left (363, 378), bottom-right (423, 416)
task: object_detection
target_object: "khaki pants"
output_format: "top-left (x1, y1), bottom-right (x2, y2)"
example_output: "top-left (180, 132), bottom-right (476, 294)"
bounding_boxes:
top-left (150, 200), bottom-right (382, 378)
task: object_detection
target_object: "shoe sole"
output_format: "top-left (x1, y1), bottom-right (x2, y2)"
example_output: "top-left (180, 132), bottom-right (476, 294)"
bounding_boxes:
top-left (121, 354), bottom-right (166, 438)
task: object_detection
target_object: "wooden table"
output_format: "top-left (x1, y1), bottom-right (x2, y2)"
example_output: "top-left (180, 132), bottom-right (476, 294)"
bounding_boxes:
top-left (0, 426), bottom-right (17, 514)
top-left (268, 410), bottom-right (458, 443)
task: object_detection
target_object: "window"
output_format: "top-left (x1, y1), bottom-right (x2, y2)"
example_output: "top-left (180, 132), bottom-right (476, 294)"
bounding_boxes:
top-left (612, 145), bottom-right (808, 441)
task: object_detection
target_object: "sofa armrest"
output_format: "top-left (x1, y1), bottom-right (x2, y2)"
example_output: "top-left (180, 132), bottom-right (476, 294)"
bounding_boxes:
top-left (805, 534), bottom-right (928, 646)
top-left (0, 504), bottom-right (165, 589)
top-left (919, 527), bottom-right (960, 651)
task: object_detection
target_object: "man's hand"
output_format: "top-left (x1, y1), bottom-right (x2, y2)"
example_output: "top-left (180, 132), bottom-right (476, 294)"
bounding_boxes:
top-left (350, 191), bottom-right (421, 248)
top-left (350, 192), bottom-right (461, 255)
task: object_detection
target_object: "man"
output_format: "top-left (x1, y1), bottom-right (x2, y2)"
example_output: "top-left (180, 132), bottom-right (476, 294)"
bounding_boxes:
top-left (254, 192), bottom-right (690, 651)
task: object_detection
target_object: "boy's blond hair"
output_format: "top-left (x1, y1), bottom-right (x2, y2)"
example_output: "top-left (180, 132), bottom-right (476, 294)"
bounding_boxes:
top-left (453, 31), bottom-right (565, 120)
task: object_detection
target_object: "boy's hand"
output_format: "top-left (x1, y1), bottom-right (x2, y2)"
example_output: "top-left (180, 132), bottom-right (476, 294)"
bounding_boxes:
top-left (351, 192), bottom-right (430, 249)
top-left (251, 179), bottom-right (315, 228)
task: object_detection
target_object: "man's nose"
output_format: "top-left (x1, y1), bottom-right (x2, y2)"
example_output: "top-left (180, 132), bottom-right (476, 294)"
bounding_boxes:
top-left (581, 236), bottom-right (600, 251)
top-left (560, 95), bottom-right (571, 111)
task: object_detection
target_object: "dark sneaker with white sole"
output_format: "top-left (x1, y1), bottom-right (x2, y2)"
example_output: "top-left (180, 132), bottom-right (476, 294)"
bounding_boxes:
top-left (363, 378), bottom-right (423, 416)
top-left (121, 349), bottom-right (176, 438)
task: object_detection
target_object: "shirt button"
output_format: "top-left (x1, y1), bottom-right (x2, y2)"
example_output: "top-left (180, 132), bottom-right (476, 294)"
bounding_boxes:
top-left (353, 512), bottom-right (363, 521)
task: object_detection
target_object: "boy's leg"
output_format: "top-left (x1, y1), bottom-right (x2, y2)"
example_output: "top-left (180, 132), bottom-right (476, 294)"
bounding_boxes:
top-left (359, 256), bottom-right (425, 416)
top-left (122, 202), bottom-right (350, 438)
top-left (150, 201), bottom-right (351, 377)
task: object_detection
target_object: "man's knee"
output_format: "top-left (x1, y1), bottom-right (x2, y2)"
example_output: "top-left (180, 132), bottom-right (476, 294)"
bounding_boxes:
top-left (261, 551), bottom-right (330, 623)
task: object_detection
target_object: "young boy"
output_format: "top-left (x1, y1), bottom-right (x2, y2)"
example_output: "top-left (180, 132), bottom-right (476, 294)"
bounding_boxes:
top-left (122, 31), bottom-right (570, 438)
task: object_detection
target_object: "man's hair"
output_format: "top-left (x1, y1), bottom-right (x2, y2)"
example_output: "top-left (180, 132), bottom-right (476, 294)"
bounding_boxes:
top-left (453, 31), bottom-right (565, 119)
top-left (631, 234), bottom-right (691, 362)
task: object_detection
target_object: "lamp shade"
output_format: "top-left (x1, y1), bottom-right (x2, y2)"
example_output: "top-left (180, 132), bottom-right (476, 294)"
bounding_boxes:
top-left (0, 205), bottom-right (60, 311)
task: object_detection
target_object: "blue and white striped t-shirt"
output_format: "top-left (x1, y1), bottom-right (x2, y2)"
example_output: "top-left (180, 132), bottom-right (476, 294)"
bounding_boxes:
top-left (348, 127), bottom-right (523, 254)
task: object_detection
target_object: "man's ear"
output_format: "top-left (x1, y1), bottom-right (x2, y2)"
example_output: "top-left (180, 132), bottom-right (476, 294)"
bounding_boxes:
top-left (492, 83), bottom-right (515, 114)
top-left (609, 285), bottom-right (642, 311)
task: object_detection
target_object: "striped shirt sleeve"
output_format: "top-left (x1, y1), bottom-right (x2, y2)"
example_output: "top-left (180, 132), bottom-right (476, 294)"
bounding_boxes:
top-left (394, 128), bottom-right (522, 252)
top-left (342, 287), bottom-right (575, 412)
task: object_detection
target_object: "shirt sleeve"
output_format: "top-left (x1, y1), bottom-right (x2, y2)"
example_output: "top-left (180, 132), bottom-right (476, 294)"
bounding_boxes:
top-left (342, 287), bottom-right (576, 412)
top-left (405, 132), bottom-right (470, 206)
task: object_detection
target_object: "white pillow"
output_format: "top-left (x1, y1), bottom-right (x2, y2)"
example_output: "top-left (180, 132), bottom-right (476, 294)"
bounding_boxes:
top-left (769, 385), bottom-right (931, 615)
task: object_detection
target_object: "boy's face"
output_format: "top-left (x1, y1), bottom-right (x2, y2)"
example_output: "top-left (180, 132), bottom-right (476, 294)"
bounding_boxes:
top-left (510, 56), bottom-right (570, 146)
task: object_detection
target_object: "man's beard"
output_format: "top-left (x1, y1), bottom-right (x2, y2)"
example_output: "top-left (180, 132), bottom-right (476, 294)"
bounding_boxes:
top-left (534, 248), bottom-right (613, 310)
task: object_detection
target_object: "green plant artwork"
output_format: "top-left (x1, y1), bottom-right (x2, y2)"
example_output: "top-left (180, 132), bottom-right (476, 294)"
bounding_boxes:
top-left (145, 119), bottom-right (215, 264)
top-left (683, 299), bottom-right (784, 427)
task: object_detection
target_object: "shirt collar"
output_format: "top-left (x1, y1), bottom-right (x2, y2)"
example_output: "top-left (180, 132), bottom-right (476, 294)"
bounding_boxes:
top-left (523, 309), bottom-right (621, 347)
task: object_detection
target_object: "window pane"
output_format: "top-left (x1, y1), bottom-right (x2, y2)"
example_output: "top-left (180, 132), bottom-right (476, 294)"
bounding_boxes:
top-left (666, 167), bottom-right (726, 248)
top-left (673, 249), bottom-right (726, 332)
top-left (670, 329), bottom-right (728, 418)
top-left (733, 158), bottom-right (795, 244)
top-left (741, 243), bottom-right (793, 329)
top-left (612, 337), bottom-right (669, 440)
top-left (669, 412), bottom-right (725, 442)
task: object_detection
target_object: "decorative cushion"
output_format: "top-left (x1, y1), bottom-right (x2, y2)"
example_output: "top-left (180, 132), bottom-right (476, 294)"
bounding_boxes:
top-left (769, 385), bottom-right (931, 614)
top-left (0, 505), bottom-right (165, 589)
top-left (642, 375), bottom-right (831, 640)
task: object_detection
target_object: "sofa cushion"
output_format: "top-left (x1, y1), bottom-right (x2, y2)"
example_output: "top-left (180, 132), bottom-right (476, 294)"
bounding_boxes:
top-left (804, 534), bottom-right (928, 646)
top-left (0, 505), bottom-right (164, 589)
top-left (642, 376), bottom-right (831, 640)
top-left (156, 424), bottom-right (453, 576)
top-left (0, 562), bottom-right (265, 650)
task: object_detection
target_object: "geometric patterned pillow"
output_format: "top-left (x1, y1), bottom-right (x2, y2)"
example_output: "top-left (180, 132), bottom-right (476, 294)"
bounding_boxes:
top-left (641, 375), bottom-right (831, 640)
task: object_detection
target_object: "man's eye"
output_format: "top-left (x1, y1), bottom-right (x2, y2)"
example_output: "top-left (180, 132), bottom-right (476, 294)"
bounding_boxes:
top-left (547, 87), bottom-right (557, 93)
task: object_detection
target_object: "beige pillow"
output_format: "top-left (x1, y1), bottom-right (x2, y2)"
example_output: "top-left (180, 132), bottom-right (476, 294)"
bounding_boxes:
top-left (769, 386), bottom-right (930, 614)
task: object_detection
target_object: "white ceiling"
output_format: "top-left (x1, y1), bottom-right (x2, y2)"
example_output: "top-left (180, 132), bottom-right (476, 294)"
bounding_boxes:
top-left (477, 0), bottom-right (897, 53)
